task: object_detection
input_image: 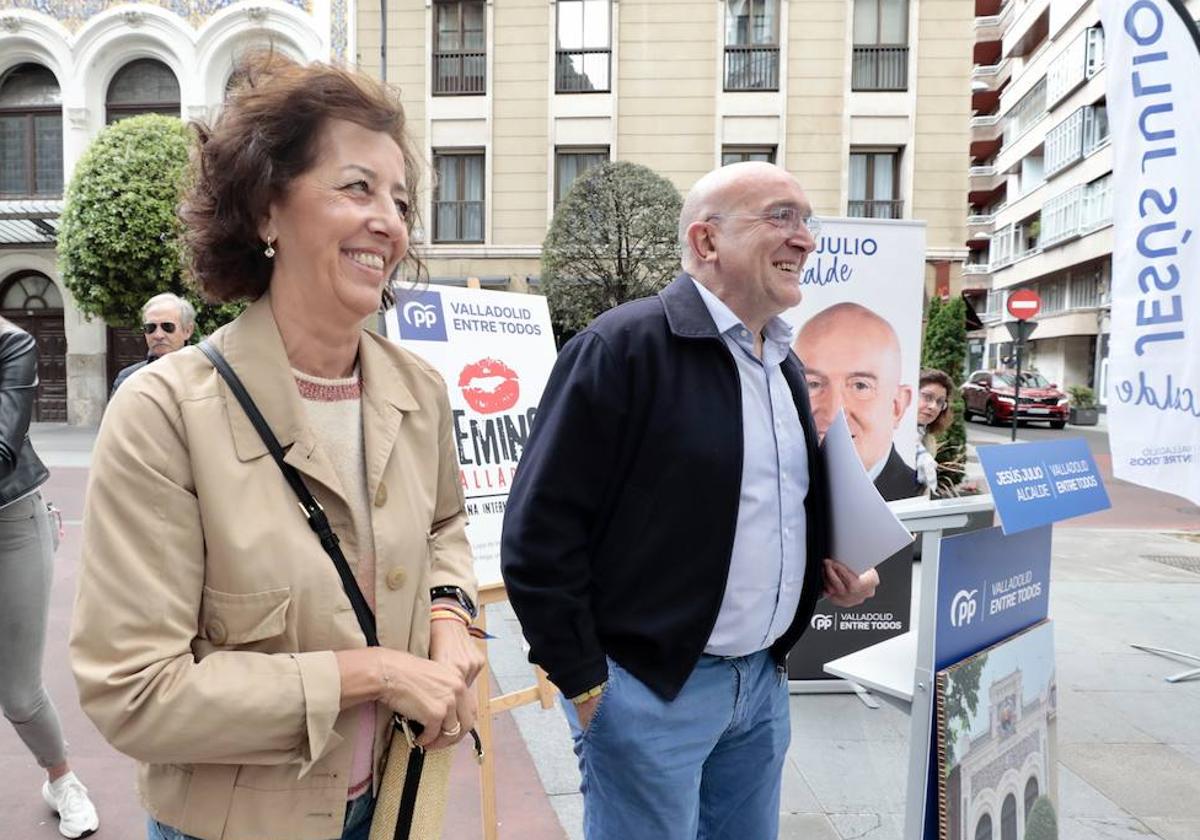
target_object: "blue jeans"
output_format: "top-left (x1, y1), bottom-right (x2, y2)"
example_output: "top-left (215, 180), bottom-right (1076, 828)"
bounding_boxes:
top-left (561, 650), bottom-right (790, 840)
top-left (147, 791), bottom-right (375, 840)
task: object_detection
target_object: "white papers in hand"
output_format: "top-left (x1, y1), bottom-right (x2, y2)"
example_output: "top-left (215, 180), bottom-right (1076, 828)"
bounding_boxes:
top-left (822, 410), bottom-right (914, 574)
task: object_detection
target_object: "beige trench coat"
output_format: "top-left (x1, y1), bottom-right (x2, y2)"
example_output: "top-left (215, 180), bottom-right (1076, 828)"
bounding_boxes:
top-left (70, 295), bottom-right (476, 840)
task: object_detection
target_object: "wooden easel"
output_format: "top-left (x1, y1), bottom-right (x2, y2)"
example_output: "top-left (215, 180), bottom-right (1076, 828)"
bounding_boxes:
top-left (473, 581), bottom-right (558, 840)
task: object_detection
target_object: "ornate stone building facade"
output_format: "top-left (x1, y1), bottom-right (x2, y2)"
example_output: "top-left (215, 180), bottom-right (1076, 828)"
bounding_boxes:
top-left (0, 0), bottom-right (347, 424)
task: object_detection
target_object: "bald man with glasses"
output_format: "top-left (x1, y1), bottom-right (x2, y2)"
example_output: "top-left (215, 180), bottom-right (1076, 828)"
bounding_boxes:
top-left (110, 293), bottom-right (196, 398)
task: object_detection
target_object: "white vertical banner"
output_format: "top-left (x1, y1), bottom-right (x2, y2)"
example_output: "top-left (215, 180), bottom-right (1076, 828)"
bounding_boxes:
top-left (1102, 0), bottom-right (1200, 505)
top-left (384, 287), bottom-right (558, 584)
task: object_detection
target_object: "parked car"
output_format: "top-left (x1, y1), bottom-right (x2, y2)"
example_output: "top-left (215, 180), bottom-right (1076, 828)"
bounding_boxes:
top-left (961, 369), bottom-right (1069, 429)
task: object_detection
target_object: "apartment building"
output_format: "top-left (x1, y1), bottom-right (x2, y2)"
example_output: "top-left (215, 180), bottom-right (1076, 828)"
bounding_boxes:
top-left (966, 0), bottom-right (1198, 398)
top-left (0, 0), bottom-right (341, 424)
top-left (356, 0), bottom-right (972, 304)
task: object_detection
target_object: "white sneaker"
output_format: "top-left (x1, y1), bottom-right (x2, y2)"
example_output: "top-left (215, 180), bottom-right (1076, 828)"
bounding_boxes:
top-left (41, 772), bottom-right (100, 839)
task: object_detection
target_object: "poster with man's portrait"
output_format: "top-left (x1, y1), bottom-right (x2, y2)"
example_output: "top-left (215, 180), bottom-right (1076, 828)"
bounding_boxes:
top-left (782, 216), bottom-right (927, 682)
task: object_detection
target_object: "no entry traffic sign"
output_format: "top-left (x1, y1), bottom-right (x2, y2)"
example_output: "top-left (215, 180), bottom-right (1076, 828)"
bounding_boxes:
top-left (1007, 289), bottom-right (1041, 320)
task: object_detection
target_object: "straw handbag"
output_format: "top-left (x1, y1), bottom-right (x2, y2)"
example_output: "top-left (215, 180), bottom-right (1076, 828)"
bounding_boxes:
top-left (200, 342), bottom-right (483, 840)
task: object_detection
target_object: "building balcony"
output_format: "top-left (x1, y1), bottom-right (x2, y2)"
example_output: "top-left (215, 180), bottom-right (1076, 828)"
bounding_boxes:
top-left (969, 165), bottom-right (1006, 205)
top-left (1003, 0), bottom-right (1050, 60)
top-left (975, 3), bottom-right (1013, 43)
top-left (724, 46), bottom-right (780, 92)
top-left (851, 46), bottom-right (909, 91)
top-left (432, 51), bottom-right (486, 96)
top-left (972, 58), bottom-right (1012, 92)
top-left (967, 212), bottom-right (996, 241)
top-left (975, 1), bottom-right (1013, 65)
top-left (847, 199), bottom-right (904, 219)
top-left (970, 113), bottom-right (1004, 160)
top-left (962, 262), bottom-right (994, 290)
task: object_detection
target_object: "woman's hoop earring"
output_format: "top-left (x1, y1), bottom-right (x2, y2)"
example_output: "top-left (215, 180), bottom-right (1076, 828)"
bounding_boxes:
top-left (264, 237), bottom-right (276, 259)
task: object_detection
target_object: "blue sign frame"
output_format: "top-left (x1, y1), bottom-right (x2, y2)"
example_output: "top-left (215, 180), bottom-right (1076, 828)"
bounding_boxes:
top-left (977, 438), bottom-right (1111, 535)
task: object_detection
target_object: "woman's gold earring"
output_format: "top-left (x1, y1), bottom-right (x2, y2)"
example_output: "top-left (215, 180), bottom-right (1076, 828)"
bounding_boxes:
top-left (264, 237), bottom-right (276, 258)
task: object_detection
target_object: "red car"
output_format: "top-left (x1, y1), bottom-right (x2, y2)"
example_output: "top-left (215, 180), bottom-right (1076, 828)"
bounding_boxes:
top-left (961, 369), bottom-right (1069, 429)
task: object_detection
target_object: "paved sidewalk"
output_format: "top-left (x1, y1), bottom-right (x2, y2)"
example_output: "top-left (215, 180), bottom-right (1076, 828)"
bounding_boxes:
top-left (12, 424), bottom-right (1200, 840)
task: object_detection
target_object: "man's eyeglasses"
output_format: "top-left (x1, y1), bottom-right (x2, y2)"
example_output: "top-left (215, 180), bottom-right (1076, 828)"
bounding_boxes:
top-left (706, 207), bottom-right (822, 238)
top-left (143, 322), bottom-right (178, 335)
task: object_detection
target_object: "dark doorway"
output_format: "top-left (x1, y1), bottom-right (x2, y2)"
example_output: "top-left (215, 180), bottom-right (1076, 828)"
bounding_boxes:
top-left (1, 271), bottom-right (67, 422)
top-left (106, 326), bottom-right (147, 394)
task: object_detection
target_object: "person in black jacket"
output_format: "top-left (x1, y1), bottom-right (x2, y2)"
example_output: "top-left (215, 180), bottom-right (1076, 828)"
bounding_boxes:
top-left (109, 293), bottom-right (196, 398)
top-left (0, 318), bottom-right (100, 838)
top-left (501, 163), bottom-right (879, 840)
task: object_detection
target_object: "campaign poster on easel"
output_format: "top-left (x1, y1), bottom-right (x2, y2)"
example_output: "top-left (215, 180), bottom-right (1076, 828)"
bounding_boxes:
top-left (384, 286), bottom-right (558, 585)
top-left (783, 217), bottom-right (926, 682)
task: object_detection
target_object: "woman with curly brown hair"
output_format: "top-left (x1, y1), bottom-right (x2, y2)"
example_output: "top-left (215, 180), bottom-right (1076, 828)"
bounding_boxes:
top-left (70, 53), bottom-right (483, 840)
top-left (915, 368), bottom-right (955, 495)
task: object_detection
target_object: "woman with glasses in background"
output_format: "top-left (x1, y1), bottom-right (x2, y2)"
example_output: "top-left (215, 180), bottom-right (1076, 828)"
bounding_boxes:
top-left (915, 368), bottom-right (955, 496)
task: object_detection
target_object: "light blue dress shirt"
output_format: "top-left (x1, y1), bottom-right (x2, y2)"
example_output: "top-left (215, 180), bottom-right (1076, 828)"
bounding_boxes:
top-left (691, 279), bottom-right (810, 657)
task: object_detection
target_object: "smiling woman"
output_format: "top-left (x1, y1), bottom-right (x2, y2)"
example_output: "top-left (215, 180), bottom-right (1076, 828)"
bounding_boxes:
top-left (71, 53), bottom-right (482, 840)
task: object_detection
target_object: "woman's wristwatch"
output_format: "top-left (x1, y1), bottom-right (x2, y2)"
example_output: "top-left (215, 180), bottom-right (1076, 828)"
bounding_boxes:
top-left (429, 585), bottom-right (477, 620)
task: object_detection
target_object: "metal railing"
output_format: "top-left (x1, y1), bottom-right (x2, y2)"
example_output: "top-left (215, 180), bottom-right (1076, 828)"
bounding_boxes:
top-left (847, 199), bottom-right (904, 219)
top-left (851, 46), bottom-right (909, 91)
top-left (555, 49), bottom-right (611, 93)
top-left (432, 51), bottom-right (486, 95)
top-left (724, 46), bottom-right (779, 91)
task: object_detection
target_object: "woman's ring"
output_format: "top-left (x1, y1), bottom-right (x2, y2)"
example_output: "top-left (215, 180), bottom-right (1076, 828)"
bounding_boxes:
top-left (441, 722), bottom-right (462, 737)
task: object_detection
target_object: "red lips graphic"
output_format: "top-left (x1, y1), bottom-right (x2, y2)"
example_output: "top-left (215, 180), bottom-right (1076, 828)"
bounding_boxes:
top-left (458, 358), bottom-right (520, 414)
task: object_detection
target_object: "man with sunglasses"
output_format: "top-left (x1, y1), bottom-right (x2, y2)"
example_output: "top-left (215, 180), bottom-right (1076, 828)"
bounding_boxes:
top-left (110, 293), bottom-right (196, 398)
top-left (502, 162), bottom-right (878, 839)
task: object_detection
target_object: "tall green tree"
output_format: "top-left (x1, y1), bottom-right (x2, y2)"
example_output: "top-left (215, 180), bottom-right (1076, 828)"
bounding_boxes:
top-left (541, 161), bottom-right (682, 338)
top-left (58, 114), bottom-right (241, 337)
top-left (922, 295), bottom-right (969, 494)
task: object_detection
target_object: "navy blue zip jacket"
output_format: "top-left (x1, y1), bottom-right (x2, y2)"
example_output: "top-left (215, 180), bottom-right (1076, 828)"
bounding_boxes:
top-left (500, 274), bottom-right (831, 701)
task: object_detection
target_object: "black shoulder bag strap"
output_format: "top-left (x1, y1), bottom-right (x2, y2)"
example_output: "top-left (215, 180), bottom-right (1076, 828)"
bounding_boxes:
top-left (198, 340), bottom-right (483, 819)
top-left (198, 340), bottom-right (379, 645)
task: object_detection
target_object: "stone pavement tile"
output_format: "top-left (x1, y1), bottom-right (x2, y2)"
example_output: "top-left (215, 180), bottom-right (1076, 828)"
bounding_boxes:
top-left (788, 693), bottom-right (909, 742)
top-left (788, 738), bottom-right (906, 813)
top-left (1060, 744), bottom-right (1200, 821)
top-left (1173, 743), bottom-right (1200, 765)
top-left (1092, 691), bottom-right (1200, 746)
top-left (779, 811), bottom-right (842, 839)
top-left (781, 755), bottom-right (821, 813)
top-left (1059, 816), bottom-right (1158, 840)
top-left (826, 812), bottom-right (903, 840)
top-left (1060, 691), bottom-right (1152, 748)
top-left (1142, 818), bottom-right (1200, 840)
top-left (1056, 652), bottom-right (1189, 693)
top-left (547, 792), bottom-right (584, 840)
top-left (1060, 764), bottom-right (1135, 818)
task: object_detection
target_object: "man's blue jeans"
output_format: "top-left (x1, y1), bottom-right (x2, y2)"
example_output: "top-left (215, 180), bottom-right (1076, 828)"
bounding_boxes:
top-left (561, 650), bottom-right (791, 840)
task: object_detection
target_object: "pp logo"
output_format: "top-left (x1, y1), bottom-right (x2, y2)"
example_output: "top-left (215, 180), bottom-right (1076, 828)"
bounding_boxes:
top-left (397, 291), bottom-right (448, 341)
top-left (810, 614), bottom-right (834, 631)
top-left (950, 589), bottom-right (979, 628)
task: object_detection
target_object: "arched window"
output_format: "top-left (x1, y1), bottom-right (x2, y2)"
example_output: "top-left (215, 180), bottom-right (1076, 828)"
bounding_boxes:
top-left (105, 59), bottom-right (180, 123)
top-left (1001, 794), bottom-right (1018, 840)
top-left (1024, 777), bottom-right (1039, 820)
top-left (0, 271), bottom-right (63, 311)
top-left (975, 813), bottom-right (992, 840)
top-left (0, 64), bottom-right (63, 197)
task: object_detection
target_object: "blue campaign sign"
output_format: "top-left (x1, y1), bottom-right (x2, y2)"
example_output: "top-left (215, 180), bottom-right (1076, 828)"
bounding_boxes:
top-left (977, 438), bottom-right (1111, 535)
top-left (935, 524), bottom-right (1052, 670)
